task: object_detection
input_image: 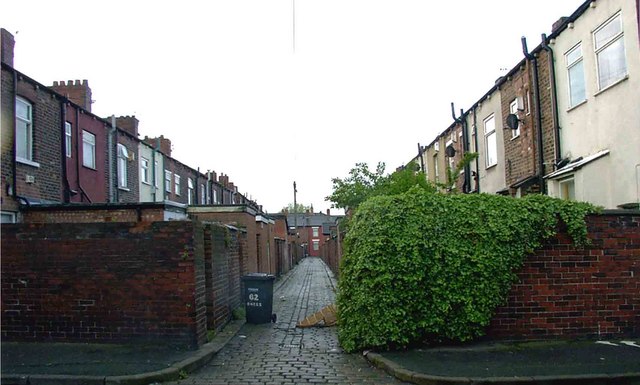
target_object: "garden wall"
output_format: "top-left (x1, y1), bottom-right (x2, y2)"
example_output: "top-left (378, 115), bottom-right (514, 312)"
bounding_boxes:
top-left (487, 212), bottom-right (639, 340)
top-left (1, 220), bottom-right (246, 348)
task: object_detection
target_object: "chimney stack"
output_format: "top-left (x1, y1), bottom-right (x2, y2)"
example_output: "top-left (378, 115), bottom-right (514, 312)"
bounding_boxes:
top-left (115, 115), bottom-right (139, 138)
top-left (552, 16), bottom-right (569, 32)
top-left (1, 28), bottom-right (15, 67)
top-left (143, 135), bottom-right (172, 156)
top-left (326, 208), bottom-right (330, 216)
top-left (50, 80), bottom-right (93, 111)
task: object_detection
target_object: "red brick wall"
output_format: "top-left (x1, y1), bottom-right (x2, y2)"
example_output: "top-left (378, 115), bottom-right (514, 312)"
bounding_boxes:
top-left (21, 205), bottom-right (167, 223)
top-left (1, 221), bottom-right (207, 348)
top-left (487, 213), bottom-right (640, 340)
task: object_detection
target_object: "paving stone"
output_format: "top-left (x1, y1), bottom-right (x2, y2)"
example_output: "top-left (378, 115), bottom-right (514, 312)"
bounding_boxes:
top-left (164, 257), bottom-right (403, 385)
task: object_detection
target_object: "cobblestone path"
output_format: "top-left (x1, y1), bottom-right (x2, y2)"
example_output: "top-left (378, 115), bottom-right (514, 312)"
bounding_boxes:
top-left (166, 257), bottom-right (403, 384)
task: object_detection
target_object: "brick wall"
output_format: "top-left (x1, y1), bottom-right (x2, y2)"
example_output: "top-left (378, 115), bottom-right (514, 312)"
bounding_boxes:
top-left (115, 131), bottom-right (139, 203)
top-left (14, 72), bottom-right (63, 204)
top-left (1, 221), bottom-right (207, 348)
top-left (20, 204), bottom-right (172, 223)
top-left (1, 65), bottom-right (17, 214)
top-left (487, 213), bottom-right (640, 340)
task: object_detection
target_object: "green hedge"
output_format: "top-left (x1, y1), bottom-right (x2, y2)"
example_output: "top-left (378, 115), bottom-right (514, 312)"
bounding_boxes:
top-left (337, 188), bottom-right (596, 352)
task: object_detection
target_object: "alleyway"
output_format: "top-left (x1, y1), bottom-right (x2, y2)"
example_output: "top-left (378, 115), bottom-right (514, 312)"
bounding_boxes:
top-left (166, 257), bottom-right (403, 384)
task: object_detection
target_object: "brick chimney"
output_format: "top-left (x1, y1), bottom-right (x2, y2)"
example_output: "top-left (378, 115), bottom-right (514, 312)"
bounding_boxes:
top-left (115, 115), bottom-right (139, 137)
top-left (143, 135), bottom-right (172, 156)
top-left (51, 80), bottom-right (93, 111)
top-left (326, 208), bottom-right (330, 216)
top-left (1, 28), bottom-right (15, 67)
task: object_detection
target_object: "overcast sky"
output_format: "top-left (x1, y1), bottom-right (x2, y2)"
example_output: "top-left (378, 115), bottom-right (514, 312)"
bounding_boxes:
top-left (2, 0), bottom-right (585, 214)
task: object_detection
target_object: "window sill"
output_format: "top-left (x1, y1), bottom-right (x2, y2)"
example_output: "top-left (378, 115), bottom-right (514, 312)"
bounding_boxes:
top-left (142, 181), bottom-right (151, 186)
top-left (82, 164), bottom-right (97, 171)
top-left (16, 157), bottom-right (40, 168)
top-left (567, 99), bottom-right (587, 112)
top-left (595, 74), bottom-right (629, 97)
top-left (510, 134), bottom-right (521, 141)
top-left (118, 187), bottom-right (130, 192)
top-left (486, 163), bottom-right (497, 170)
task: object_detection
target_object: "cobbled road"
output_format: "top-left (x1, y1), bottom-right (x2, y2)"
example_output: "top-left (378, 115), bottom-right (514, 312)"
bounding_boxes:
top-left (165, 257), bottom-right (403, 385)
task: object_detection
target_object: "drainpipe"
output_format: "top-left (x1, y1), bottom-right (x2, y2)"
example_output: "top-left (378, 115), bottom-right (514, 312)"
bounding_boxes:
top-left (195, 167), bottom-right (200, 205)
top-left (472, 107), bottom-right (480, 193)
top-left (450, 103), bottom-right (471, 193)
top-left (541, 33), bottom-right (562, 168)
top-left (112, 116), bottom-right (119, 202)
top-left (417, 143), bottom-right (425, 175)
top-left (75, 108), bottom-right (91, 202)
top-left (60, 100), bottom-right (70, 202)
top-left (11, 69), bottom-right (17, 200)
top-left (522, 37), bottom-right (546, 194)
top-left (108, 115), bottom-right (116, 202)
top-left (151, 144), bottom-right (157, 202)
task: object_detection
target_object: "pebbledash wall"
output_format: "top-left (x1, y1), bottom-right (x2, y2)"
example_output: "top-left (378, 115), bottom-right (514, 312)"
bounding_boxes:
top-left (1, 219), bottom-right (247, 349)
top-left (487, 212), bottom-right (640, 340)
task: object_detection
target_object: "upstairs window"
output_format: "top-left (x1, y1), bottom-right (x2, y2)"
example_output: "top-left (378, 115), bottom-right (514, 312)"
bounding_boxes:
top-left (201, 184), bottom-right (206, 204)
top-left (16, 97), bottom-right (33, 162)
top-left (174, 174), bottom-right (181, 195)
top-left (510, 99), bottom-right (521, 138)
top-left (594, 13), bottom-right (627, 90)
top-left (187, 177), bottom-right (194, 204)
top-left (484, 114), bottom-right (497, 168)
top-left (141, 157), bottom-right (150, 184)
top-left (566, 43), bottom-right (586, 107)
top-left (312, 227), bottom-right (319, 237)
top-left (65, 122), bottom-right (72, 158)
top-left (165, 170), bottom-right (172, 193)
top-left (82, 130), bottom-right (96, 169)
top-left (117, 144), bottom-right (128, 188)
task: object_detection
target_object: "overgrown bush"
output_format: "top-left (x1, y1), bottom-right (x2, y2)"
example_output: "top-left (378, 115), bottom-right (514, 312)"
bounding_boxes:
top-left (337, 188), bottom-right (597, 352)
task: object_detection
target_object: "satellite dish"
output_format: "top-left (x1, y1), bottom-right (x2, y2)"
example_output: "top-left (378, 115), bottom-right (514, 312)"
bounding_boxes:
top-left (506, 114), bottom-right (520, 130)
top-left (445, 145), bottom-right (456, 157)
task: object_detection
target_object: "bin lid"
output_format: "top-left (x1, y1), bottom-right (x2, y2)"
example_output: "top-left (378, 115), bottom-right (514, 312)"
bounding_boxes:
top-left (242, 273), bottom-right (276, 281)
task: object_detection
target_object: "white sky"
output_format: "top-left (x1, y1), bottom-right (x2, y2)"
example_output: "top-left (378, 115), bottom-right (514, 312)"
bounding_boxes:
top-left (2, 0), bottom-right (585, 214)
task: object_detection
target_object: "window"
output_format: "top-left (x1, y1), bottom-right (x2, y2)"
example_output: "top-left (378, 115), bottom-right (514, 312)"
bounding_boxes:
top-left (1, 211), bottom-right (16, 223)
top-left (154, 161), bottom-right (159, 187)
top-left (312, 240), bottom-right (320, 251)
top-left (484, 115), bottom-right (497, 168)
top-left (559, 177), bottom-right (575, 201)
top-left (117, 144), bottom-right (128, 188)
top-left (594, 13), bottom-right (627, 90)
top-left (174, 174), bottom-right (181, 195)
top-left (509, 99), bottom-right (521, 138)
top-left (165, 170), bottom-right (172, 193)
top-left (16, 97), bottom-right (33, 162)
top-left (201, 184), bottom-right (206, 204)
top-left (141, 157), bottom-right (150, 184)
top-left (65, 122), bottom-right (72, 158)
top-left (566, 43), bottom-right (586, 107)
top-left (82, 130), bottom-right (96, 169)
top-left (187, 178), bottom-right (194, 204)
top-left (433, 156), bottom-right (439, 181)
top-left (213, 189), bottom-right (218, 204)
top-left (312, 227), bottom-right (319, 237)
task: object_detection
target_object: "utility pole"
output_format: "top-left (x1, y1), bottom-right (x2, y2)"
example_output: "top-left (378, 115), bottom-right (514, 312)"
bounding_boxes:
top-left (293, 181), bottom-right (298, 236)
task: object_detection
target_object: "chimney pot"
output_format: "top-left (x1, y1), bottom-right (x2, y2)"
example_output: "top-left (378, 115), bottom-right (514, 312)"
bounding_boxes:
top-left (1, 28), bottom-right (15, 67)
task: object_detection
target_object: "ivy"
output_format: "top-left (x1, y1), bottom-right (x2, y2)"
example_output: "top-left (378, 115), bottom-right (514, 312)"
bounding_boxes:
top-left (337, 188), bottom-right (598, 352)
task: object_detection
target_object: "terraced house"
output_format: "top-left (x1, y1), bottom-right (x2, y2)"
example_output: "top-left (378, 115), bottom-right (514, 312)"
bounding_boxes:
top-left (412, 0), bottom-right (640, 209)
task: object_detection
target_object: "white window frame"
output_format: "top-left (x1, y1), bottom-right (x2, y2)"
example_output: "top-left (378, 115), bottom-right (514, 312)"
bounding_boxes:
top-left (312, 240), bottom-right (320, 251)
top-left (117, 144), bottom-right (128, 189)
top-left (16, 97), bottom-right (35, 164)
top-left (593, 12), bottom-right (627, 91)
top-left (509, 99), bottom-right (521, 138)
top-left (154, 161), bottom-right (159, 188)
top-left (174, 174), bottom-right (181, 195)
top-left (312, 227), bottom-right (319, 237)
top-left (65, 122), bottom-right (72, 158)
top-left (82, 130), bottom-right (96, 169)
top-left (484, 114), bottom-right (497, 168)
top-left (565, 43), bottom-right (586, 108)
top-left (213, 189), bottom-right (218, 204)
top-left (165, 170), bottom-right (172, 193)
top-left (433, 156), bottom-right (439, 181)
top-left (200, 184), bottom-right (206, 204)
top-left (1, 211), bottom-right (17, 223)
top-left (187, 177), bottom-right (194, 204)
top-left (141, 157), bottom-right (150, 184)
